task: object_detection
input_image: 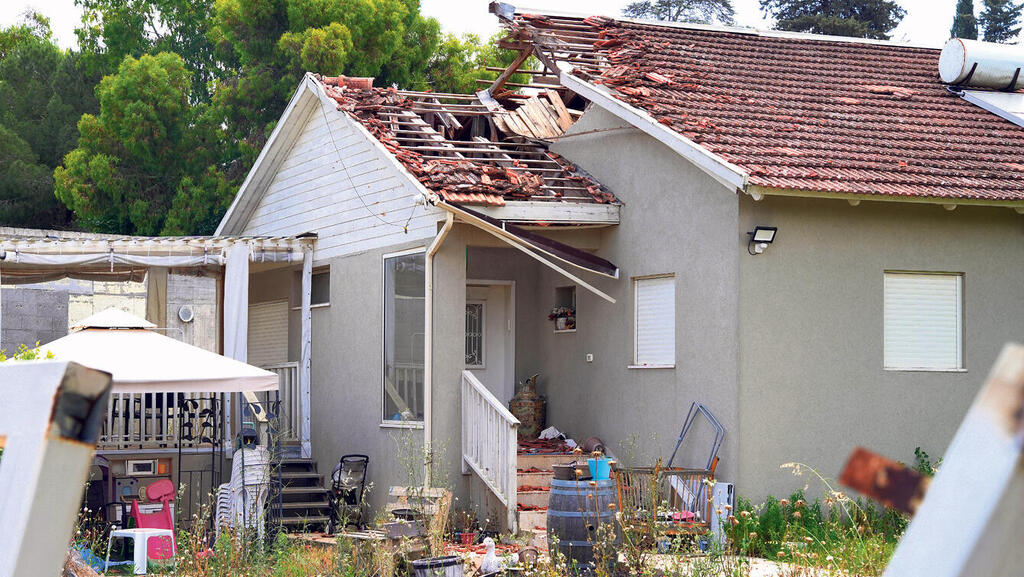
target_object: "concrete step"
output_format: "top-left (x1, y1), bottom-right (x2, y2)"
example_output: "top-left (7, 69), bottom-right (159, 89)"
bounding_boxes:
top-left (517, 509), bottom-right (547, 533)
top-left (515, 453), bottom-right (581, 471)
top-left (517, 469), bottom-right (553, 488)
top-left (278, 500), bottom-right (330, 509)
top-left (517, 490), bottom-right (550, 509)
top-left (279, 515), bottom-right (330, 527)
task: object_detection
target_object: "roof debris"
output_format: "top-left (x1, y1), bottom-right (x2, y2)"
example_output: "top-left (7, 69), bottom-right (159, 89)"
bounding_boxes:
top-left (316, 75), bottom-right (617, 208)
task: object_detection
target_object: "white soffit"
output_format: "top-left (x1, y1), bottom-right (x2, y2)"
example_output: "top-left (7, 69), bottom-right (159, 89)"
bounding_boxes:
top-left (960, 90), bottom-right (1024, 128)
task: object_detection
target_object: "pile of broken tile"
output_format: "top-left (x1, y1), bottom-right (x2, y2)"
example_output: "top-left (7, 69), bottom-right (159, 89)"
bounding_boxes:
top-left (320, 76), bottom-right (548, 206)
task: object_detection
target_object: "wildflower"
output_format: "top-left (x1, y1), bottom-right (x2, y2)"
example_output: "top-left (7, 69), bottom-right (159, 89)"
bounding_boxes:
top-left (777, 551), bottom-right (786, 558)
top-left (573, 447), bottom-right (583, 454)
top-left (795, 499), bottom-right (805, 508)
top-left (803, 536), bottom-right (813, 543)
top-left (608, 503), bottom-right (616, 510)
top-left (740, 510), bottom-right (751, 518)
top-left (723, 504), bottom-right (733, 511)
top-left (779, 499), bottom-right (790, 507)
top-left (826, 555), bottom-right (834, 562)
top-left (716, 508), bottom-right (723, 516)
top-left (574, 469), bottom-right (584, 477)
top-left (748, 532), bottom-right (757, 539)
top-left (588, 480), bottom-right (597, 487)
top-left (728, 515), bottom-right (738, 526)
top-left (793, 511), bottom-right (802, 519)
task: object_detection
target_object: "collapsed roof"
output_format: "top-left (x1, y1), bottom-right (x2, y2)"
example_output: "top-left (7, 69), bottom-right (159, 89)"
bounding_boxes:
top-left (315, 75), bottom-right (617, 208)
top-left (500, 11), bottom-right (1024, 203)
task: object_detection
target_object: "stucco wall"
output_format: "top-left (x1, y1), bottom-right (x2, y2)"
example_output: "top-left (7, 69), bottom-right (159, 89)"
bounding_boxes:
top-left (308, 240), bottom-right (435, 513)
top-left (546, 105), bottom-right (742, 482)
top-left (737, 195), bottom-right (1024, 501)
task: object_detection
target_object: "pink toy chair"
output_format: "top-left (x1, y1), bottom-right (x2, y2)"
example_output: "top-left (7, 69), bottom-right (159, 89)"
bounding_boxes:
top-left (129, 479), bottom-right (176, 561)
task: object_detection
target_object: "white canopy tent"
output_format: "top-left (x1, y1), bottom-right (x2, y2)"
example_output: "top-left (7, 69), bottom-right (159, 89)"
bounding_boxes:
top-left (42, 308), bottom-right (279, 394)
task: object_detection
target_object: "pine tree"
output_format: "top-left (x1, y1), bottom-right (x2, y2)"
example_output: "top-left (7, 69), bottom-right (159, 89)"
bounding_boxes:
top-left (951, 0), bottom-right (979, 39)
top-left (760, 0), bottom-right (905, 40)
top-left (624, 0), bottom-right (735, 25)
top-left (980, 0), bottom-right (1024, 42)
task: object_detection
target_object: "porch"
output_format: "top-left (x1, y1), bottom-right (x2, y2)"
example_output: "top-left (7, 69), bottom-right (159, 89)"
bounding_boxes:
top-left (0, 231), bottom-right (316, 527)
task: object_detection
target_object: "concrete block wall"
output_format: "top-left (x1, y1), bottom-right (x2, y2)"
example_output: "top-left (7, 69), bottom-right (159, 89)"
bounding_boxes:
top-left (0, 287), bottom-right (69, 352)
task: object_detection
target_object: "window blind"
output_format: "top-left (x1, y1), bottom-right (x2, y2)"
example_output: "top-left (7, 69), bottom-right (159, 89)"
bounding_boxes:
top-left (634, 275), bottom-right (676, 367)
top-left (247, 300), bottom-right (289, 367)
top-left (884, 272), bottom-right (963, 370)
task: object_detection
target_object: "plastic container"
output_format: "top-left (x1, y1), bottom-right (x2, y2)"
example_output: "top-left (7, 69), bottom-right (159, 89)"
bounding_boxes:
top-left (587, 457), bottom-right (610, 481)
top-left (412, 555), bottom-right (463, 577)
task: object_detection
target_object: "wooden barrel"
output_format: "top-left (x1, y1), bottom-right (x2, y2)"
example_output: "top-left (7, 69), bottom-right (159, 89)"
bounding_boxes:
top-left (546, 478), bottom-right (618, 571)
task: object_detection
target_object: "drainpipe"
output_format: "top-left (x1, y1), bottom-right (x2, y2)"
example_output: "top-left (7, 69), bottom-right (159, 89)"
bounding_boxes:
top-left (423, 210), bottom-right (455, 487)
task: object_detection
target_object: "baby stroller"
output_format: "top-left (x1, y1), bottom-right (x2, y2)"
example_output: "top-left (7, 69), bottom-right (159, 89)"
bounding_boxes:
top-left (327, 454), bottom-right (369, 533)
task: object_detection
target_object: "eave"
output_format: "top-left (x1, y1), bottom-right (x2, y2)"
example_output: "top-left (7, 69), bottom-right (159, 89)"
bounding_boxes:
top-left (747, 184), bottom-right (1024, 213)
top-left (472, 200), bottom-right (620, 225)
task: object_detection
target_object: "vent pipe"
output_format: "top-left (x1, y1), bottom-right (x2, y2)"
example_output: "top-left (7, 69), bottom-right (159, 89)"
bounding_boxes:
top-left (939, 38), bottom-right (1024, 91)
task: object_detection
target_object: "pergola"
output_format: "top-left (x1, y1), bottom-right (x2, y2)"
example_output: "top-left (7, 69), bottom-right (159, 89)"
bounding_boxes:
top-left (0, 227), bottom-right (317, 458)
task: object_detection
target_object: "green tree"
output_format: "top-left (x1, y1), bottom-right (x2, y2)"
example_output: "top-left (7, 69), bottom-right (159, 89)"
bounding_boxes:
top-left (417, 32), bottom-right (529, 94)
top-left (208, 0), bottom-right (443, 175)
top-left (0, 11), bottom-right (100, 228)
top-left (623, 0), bottom-right (735, 25)
top-left (980, 0), bottom-right (1024, 42)
top-left (951, 0), bottom-right (980, 39)
top-left (75, 0), bottom-right (221, 103)
top-left (760, 0), bottom-right (906, 39)
top-left (54, 52), bottom-right (229, 235)
top-left (0, 124), bottom-right (59, 228)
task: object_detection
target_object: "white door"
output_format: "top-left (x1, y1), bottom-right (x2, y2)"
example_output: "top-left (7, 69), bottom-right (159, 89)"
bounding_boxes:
top-left (466, 284), bottom-right (514, 403)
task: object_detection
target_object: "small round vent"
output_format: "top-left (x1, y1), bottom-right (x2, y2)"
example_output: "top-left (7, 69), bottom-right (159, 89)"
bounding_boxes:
top-left (178, 305), bottom-right (195, 323)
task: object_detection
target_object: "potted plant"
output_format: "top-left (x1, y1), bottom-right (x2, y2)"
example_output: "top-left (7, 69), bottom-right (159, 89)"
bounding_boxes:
top-left (453, 508), bottom-right (477, 545)
top-left (548, 306), bottom-right (575, 330)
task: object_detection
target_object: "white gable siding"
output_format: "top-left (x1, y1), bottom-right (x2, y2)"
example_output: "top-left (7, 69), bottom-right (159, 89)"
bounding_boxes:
top-left (241, 100), bottom-right (439, 260)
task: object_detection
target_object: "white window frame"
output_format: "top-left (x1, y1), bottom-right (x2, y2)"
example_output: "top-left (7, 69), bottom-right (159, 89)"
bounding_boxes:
top-left (381, 247), bottom-right (427, 428)
top-left (465, 300), bottom-right (486, 369)
top-left (883, 271), bottom-right (964, 372)
top-left (291, 267), bottom-right (331, 310)
top-left (630, 273), bottom-right (676, 369)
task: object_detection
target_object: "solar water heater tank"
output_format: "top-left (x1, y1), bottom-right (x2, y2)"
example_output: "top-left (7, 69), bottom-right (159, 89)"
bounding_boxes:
top-left (939, 38), bottom-right (1024, 91)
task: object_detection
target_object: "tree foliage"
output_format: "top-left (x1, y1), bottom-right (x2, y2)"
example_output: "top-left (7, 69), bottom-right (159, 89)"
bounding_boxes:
top-left (623, 0), bottom-right (735, 25)
top-left (0, 12), bottom-right (100, 228)
top-left (54, 53), bottom-right (228, 235)
top-left (951, 0), bottom-right (980, 39)
top-left (980, 0), bottom-right (1024, 42)
top-left (760, 0), bottom-right (906, 39)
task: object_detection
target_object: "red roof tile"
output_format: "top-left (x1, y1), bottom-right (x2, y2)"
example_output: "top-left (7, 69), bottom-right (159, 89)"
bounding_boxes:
top-left (515, 15), bottom-right (1024, 202)
top-left (315, 76), bottom-right (615, 208)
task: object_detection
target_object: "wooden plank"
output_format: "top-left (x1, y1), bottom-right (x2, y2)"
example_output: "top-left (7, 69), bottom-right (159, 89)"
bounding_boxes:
top-left (518, 99), bottom-right (560, 138)
top-left (489, 49), bottom-right (533, 94)
top-left (545, 90), bottom-right (574, 131)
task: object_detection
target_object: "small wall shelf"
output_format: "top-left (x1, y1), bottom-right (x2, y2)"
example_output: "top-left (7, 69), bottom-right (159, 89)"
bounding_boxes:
top-left (550, 285), bottom-right (577, 332)
top-left (553, 329), bottom-right (577, 334)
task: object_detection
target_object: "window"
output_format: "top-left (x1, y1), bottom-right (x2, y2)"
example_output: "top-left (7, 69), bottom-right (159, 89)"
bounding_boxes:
top-left (311, 269), bottom-right (330, 306)
top-left (884, 272), bottom-right (963, 371)
top-left (633, 275), bottom-right (675, 368)
top-left (293, 267), bottom-right (330, 307)
top-left (383, 250), bottom-right (425, 422)
top-left (465, 301), bottom-right (485, 368)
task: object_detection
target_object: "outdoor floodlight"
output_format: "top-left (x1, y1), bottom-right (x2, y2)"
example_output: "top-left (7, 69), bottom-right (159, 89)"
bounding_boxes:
top-left (746, 226), bottom-right (778, 255)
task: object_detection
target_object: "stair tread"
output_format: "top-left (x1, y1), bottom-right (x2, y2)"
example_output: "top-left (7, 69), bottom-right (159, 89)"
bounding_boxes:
top-left (281, 471), bottom-right (322, 478)
top-left (277, 501), bottom-right (330, 509)
top-left (279, 515), bottom-right (330, 524)
top-left (279, 486), bottom-right (328, 494)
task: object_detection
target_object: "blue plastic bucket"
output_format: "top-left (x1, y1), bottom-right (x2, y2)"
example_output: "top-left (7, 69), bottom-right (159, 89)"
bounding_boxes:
top-left (587, 457), bottom-right (610, 480)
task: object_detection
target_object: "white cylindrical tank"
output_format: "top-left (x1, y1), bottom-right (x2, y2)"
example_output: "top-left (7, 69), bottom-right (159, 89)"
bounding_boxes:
top-left (939, 38), bottom-right (1024, 90)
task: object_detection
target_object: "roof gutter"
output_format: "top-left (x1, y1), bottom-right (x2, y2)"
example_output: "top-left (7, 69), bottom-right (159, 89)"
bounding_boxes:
top-left (560, 73), bottom-right (750, 194)
top-left (748, 184), bottom-right (1024, 212)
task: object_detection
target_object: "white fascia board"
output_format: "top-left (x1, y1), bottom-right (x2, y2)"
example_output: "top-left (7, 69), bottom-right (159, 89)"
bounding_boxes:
top-left (215, 74), bottom-right (320, 236)
top-left (561, 73), bottom-right (749, 193)
top-left (474, 201), bottom-right (620, 225)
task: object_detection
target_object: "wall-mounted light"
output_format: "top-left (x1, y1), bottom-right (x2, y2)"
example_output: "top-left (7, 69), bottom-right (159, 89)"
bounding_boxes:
top-left (747, 226), bottom-right (778, 255)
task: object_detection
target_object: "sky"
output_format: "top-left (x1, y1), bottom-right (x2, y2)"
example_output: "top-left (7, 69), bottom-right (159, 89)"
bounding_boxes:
top-left (0, 0), bottom-right (996, 51)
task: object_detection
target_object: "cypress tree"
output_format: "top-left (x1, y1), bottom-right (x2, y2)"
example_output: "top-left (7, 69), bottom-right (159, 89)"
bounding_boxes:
top-left (951, 0), bottom-right (980, 39)
top-left (980, 0), bottom-right (1024, 42)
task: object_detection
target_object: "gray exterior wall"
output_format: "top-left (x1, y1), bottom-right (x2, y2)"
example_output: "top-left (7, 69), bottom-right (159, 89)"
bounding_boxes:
top-left (737, 195), bottom-right (1024, 501)
top-left (545, 105), bottom-right (742, 483)
top-left (1, 287), bottom-right (68, 352)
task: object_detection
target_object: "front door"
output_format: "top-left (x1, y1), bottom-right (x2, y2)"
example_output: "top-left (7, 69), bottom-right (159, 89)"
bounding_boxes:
top-left (465, 283), bottom-right (514, 403)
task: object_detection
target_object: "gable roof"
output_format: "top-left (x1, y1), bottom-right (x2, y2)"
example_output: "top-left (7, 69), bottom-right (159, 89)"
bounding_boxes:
top-left (506, 12), bottom-right (1024, 205)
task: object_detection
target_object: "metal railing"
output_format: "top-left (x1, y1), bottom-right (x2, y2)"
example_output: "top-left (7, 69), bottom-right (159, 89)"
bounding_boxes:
top-left (98, 392), bottom-right (225, 450)
top-left (461, 370), bottom-right (519, 531)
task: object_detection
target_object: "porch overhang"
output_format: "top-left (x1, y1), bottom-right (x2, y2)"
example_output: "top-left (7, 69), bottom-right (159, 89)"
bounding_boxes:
top-left (434, 200), bottom-right (619, 303)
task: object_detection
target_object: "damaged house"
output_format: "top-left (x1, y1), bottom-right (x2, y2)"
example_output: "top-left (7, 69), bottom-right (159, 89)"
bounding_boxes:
top-left (212, 7), bottom-right (1024, 533)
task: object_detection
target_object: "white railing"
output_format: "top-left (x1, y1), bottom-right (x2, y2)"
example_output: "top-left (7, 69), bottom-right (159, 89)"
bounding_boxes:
top-left (261, 362), bottom-right (301, 445)
top-left (98, 393), bottom-right (225, 450)
top-left (461, 370), bottom-right (519, 531)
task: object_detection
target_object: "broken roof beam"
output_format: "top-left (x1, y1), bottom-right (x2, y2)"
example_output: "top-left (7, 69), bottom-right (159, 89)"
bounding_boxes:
top-left (488, 49), bottom-right (533, 95)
